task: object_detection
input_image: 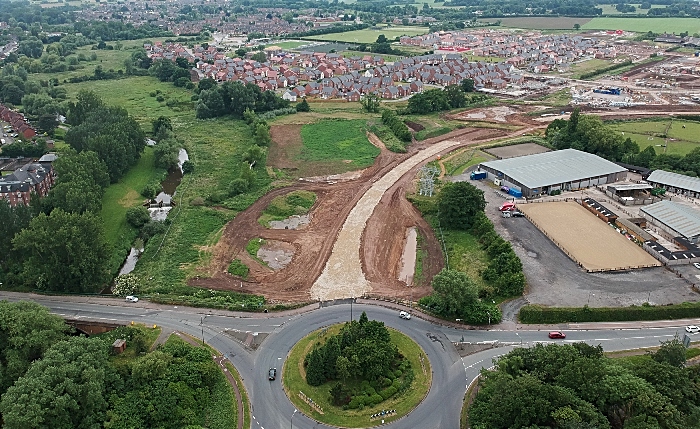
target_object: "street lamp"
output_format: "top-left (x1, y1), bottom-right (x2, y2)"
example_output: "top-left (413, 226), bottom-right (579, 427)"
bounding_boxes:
top-left (350, 297), bottom-right (354, 322)
top-left (515, 332), bottom-right (522, 346)
top-left (291, 409), bottom-right (297, 429)
top-left (200, 314), bottom-right (211, 345)
top-left (587, 292), bottom-right (595, 306)
top-left (487, 311), bottom-right (491, 326)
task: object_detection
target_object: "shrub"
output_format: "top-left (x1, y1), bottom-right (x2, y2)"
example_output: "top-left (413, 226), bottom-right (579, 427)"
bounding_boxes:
top-left (369, 394), bottom-right (384, 406)
top-left (228, 178), bottom-right (249, 197)
top-left (520, 302), bottom-right (700, 324)
top-left (379, 386), bottom-right (397, 401)
top-left (142, 181), bottom-right (161, 200)
top-left (113, 273), bottom-right (140, 296)
top-left (227, 259), bottom-right (249, 278)
top-left (381, 109), bottom-right (412, 143)
top-left (125, 206), bottom-right (151, 229)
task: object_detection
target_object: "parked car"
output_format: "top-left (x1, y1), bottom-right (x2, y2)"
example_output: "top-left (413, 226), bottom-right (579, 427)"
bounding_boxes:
top-left (548, 331), bottom-right (566, 339)
top-left (499, 202), bottom-right (516, 212)
top-left (399, 311), bottom-right (411, 320)
top-left (511, 211), bottom-right (525, 217)
top-left (268, 368), bottom-right (277, 380)
top-left (125, 295), bottom-right (139, 303)
top-left (686, 325), bottom-right (700, 333)
top-left (694, 263), bottom-right (700, 270)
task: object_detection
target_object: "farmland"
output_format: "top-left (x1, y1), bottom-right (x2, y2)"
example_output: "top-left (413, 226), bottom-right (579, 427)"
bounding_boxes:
top-left (487, 17), bottom-right (592, 29)
top-left (299, 119), bottom-right (380, 170)
top-left (306, 27), bottom-right (429, 43)
top-left (583, 17), bottom-right (700, 33)
top-left (608, 119), bottom-right (700, 155)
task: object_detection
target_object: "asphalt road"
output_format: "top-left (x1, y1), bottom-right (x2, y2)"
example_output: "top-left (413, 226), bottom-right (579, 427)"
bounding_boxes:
top-left (0, 293), bottom-right (696, 429)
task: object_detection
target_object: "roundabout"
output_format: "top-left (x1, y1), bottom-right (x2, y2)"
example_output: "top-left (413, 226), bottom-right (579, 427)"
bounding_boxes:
top-left (282, 320), bottom-right (432, 427)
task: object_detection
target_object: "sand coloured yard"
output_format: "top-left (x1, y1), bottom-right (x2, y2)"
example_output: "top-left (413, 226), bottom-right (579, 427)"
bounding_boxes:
top-left (518, 202), bottom-right (660, 271)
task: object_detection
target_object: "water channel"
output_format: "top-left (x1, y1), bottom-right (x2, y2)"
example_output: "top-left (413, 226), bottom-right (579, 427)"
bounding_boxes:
top-left (117, 148), bottom-right (189, 276)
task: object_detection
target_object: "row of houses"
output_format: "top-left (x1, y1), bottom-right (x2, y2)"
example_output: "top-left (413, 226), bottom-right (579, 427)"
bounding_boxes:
top-left (149, 42), bottom-right (524, 100)
top-left (0, 104), bottom-right (36, 140)
top-left (0, 154), bottom-right (56, 207)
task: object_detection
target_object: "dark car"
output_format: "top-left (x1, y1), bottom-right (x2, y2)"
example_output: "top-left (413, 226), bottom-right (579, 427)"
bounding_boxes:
top-left (548, 331), bottom-right (566, 339)
top-left (511, 211), bottom-right (525, 217)
top-left (268, 368), bottom-right (277, 380)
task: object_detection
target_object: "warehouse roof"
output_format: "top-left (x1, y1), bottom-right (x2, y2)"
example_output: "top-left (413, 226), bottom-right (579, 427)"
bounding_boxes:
top-left (480, 149), bottom-right (626, 189)
top-left (646, 170), bottom-right (700, 194)
top-left (641, 200), bottom-right (700, 239)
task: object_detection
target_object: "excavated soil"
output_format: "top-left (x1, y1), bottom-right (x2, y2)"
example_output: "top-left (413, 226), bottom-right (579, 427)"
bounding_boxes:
top-left (190, 118), bottom-right (539, 303)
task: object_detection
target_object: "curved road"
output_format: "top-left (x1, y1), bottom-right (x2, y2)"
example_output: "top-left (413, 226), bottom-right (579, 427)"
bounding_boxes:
top-left (0, 293), bottom-right (696, 429)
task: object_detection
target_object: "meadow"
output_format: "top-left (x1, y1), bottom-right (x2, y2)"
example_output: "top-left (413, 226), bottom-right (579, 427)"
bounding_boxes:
top-left (583, 17), bottom-right (700, 33)
top-left (307, 27), bottom-right (429, 44)
top-left (488, 17), bottom-right (592, 29)
top-left (608, 119), bottom-right (700, 155)
top-left (299, 119), bottom-right (380, 169)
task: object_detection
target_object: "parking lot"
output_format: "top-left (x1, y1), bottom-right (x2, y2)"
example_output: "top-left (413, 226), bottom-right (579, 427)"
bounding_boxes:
top-left (452, 173), bottom-right (700, 311)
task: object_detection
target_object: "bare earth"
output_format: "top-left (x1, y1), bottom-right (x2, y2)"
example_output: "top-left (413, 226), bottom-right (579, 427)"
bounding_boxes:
top-left (518, 202), bottom-right (661, 271)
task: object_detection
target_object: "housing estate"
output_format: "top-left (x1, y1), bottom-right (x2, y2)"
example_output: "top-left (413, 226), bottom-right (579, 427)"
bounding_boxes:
top-left (0, 154), bottom-right (56, 206)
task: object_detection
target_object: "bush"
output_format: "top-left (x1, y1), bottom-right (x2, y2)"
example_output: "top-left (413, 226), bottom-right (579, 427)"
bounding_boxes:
top-left (142, 181), bottom-right (161, 199)
top-left (228, 178), bottom-right (249, 197)
top-left (125, 206), bottom-right (151, 229)
top-left (520, 302), bottom-right (700, 324)
top-left (379, 386), bottom-right (397, 401)
top-left (227, 259), bottom-right (249, 278)
top-left (369, 394), bottom-right (384, 406)
top-left (381, 109), bottom-right (412, 143)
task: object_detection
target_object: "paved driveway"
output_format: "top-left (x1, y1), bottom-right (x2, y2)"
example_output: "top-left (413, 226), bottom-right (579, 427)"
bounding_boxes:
top-left (452, 174), bottom-right (699, 312)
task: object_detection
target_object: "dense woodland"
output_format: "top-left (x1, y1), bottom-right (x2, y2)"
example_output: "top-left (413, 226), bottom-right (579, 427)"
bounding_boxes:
top-left (0, 301), bottom-right (235, 429)
top-left (470, 340), bottom-right (700, 429)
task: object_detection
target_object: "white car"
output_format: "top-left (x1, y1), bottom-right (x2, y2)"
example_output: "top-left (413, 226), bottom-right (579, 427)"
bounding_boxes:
top-left (686, 325), bottom-right (699, 333)
top-left (399, 311), bottom-right (411, 320)
top-left (125, 295), bottom-right (139, 303)
top-left (694, 263), bottom-right (700, 270)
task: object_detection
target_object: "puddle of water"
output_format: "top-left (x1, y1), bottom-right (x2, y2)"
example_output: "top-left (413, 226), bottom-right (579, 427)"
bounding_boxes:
top-left (269, 214), bottom-right (311, 230)
top-left (118, 247), bottom-right (143, 276)
top-left (398, 227), bottom-right (417, 285)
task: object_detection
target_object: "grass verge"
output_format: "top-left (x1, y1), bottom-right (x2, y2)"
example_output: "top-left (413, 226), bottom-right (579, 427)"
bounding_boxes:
top-left (228, 259), bottom-right (249, 278)
top-left (520, 302), bottom-right (700, 324)
top-left (282, 324), bottom-right (432, 428)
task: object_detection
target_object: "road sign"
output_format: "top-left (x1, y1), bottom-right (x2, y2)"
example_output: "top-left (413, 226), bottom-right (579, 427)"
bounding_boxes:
top-left (683, 334), bottom-right (691, 348)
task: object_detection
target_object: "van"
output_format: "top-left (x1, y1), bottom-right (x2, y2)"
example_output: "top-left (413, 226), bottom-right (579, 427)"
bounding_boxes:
top-left (399, 311), bottom-right (411, 320)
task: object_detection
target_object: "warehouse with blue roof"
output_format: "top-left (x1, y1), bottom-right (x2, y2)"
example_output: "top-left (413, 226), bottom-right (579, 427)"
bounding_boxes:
top-left (477, 148), bottom-right (628, 198)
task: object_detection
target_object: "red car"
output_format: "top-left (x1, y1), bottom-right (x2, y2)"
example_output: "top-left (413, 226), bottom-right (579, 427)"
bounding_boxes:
top-left (548, 331), bottom-right (566, 339)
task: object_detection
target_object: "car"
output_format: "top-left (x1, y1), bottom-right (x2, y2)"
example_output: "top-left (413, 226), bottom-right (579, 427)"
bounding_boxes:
top-left (499, 202), bottom-right (516, 212)
top-left (125, 295), bottom-right (138, 303)
top-left (548, 331), bottom-right (566, 339)
top-left (399, 311), bottom-right (411, 320)
top-left (694, 263), bottom-right (700, 270)
top-left (268, 368), bottom-right (277, 380)
top-left (511, 211), bottom-right (525, 217)
top-left (686, 325), bottom-right (700, 333)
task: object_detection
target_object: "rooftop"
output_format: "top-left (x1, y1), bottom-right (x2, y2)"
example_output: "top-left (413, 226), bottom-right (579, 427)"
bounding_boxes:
top-left (646, 170), bottom-right (700, 193)
top-left (480, 149), bottom-right (626, 189)
top-left (641, 200), bottom-right (700, 239)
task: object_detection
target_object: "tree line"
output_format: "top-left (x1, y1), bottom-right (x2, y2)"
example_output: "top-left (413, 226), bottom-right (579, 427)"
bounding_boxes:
top-left (547, 110), bottom-right (700, 178)
top-left (416, 181), bottom-right (525, 324)
top-left (470, 339), bottom-right (700, 428)
top-left (195, 81), bottom-right (289, 119)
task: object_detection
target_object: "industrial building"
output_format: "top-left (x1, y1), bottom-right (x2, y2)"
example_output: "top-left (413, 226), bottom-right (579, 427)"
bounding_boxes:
top-left (646, 170), bottom-right (700, 198)
top-left (477, 149), bottom-right (627, 198)
top-left (640, 200), bottom-right (700, 244)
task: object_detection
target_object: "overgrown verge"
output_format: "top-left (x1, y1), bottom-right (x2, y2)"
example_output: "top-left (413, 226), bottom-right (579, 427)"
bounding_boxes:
top-left (578, 59), bottom-right (633, 79)
top-left (520, 302), bottom-right (700, 324)
top-left (381, 109), bottom-right (412, 145)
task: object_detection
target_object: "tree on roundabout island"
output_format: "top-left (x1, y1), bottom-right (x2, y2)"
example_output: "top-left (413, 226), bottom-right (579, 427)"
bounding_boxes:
top-left (304, 312), bottom-right (414, 409)
top-left (283, 311), bottom-right (431, 427)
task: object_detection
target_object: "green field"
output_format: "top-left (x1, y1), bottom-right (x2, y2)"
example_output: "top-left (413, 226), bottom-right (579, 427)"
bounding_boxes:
top-left (570, 59), bottom-right (612, 78)
top-left (269, 41), bottom-right (309, 50)
top-left (487, 17), bottom-right (593, 29)
top-left (583, 17), bottom-right (700, 33)
top-left (283, 324), bottom-right (431, 427)
top-left (299, 119), bottom-right (380, 169)
top-left (307, 27), bottom-right (429, 44)
top-left (101, 147), bottom-right (166, 274)
top-left (609, 119), bottom-right (700, 155)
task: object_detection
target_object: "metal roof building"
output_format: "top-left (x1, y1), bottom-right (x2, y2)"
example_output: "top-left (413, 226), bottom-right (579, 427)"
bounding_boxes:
top-left (478, 149), bottom-right (627, 197)
top-left (640, 200), bottom-right (700, 243)
top-left (646, 170), bottom-right (700, 197)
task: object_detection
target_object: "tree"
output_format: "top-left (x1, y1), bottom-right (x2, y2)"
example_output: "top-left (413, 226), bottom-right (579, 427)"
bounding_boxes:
top-left (18, 36), bottom-right (44, 58)
top-left (651, 335), bottom-right (686, 368)
top-left (296, 97), bottom-right (310, 112)
top-left (430, 268), bottom-right (479, 317)
top-left (153, 138), bottom-right (181, 170)
top-left (574, 23), bottom-right (581, 30)
top-left (361, 93), bottom-right (380, 113)
top-left (254, 123), bottom-right (271, 146)
top-left (437, 181), bottom-right (486, 229)
top-left (152, 116), bottom-right (173, 137)
top-left (461, 78), bottom-right (475, 93)
top-left (445, 84), bottom-right (466, 108)
top-left (0, 301), bottom-right (69, 395)
top-left (251, 51), bottom-right (267, 63)
top-left (113, 273), bottom-right (141, 296)
top-left (46, 150), bottom-right (110, 214)
top-left (235, 48), bottom-right (247, 58)
top-left (0, 336), bottom-right (112, 429)
top-left (66, 90), bottom-right (105, 126)
top-left (12, 209), bottom-right (111, 293)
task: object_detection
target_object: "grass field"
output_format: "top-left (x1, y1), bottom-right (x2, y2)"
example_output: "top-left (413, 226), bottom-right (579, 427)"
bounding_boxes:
top-left (299, 119), bottom-right (380, 169)
top-left (101, 147), bottom-right (166, 275)
top-left (486, 17), bottom-right (592, 29)
top-left (519, 202), bottom-right (660, 271)
top-left (282, 324), bottom-right (431, 427)
top-left (269, 41), bottom-right (309, 50)
top-left (307, 27), bottom-right (429, 44)
top-left (609, 119), bottom-right (700, 155)
top-left (570, 59), bottom-right (613, 78)
top-left (583, 17), bottom-right (700, 33)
